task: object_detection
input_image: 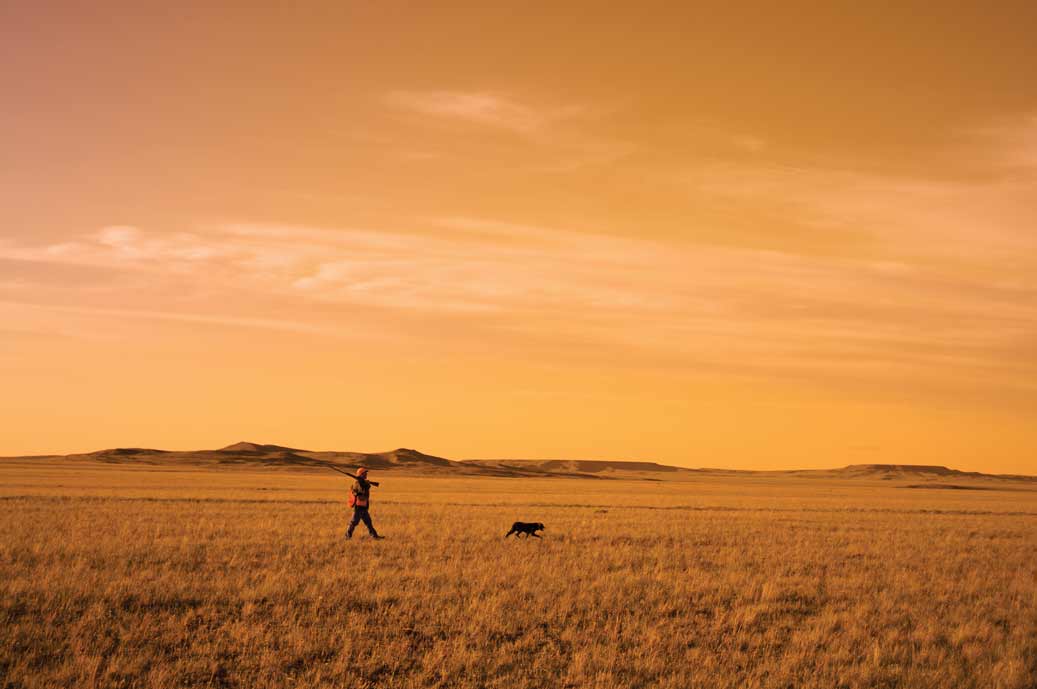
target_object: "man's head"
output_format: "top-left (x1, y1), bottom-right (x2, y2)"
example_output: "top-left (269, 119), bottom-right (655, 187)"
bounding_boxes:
top-left (356, 467), bottom-right (368, 477)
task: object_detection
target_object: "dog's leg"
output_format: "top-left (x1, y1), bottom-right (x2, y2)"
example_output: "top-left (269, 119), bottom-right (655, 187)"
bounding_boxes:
top-left (505, 529), bottom-right (515, 538)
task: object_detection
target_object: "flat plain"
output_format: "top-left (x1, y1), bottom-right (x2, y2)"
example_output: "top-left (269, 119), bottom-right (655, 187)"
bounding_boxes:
top-left (2, 457), bottom-right (1036, 689)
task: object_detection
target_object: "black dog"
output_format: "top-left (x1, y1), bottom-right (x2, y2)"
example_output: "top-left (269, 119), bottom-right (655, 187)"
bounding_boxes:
top-left (505, 522), bottom-right (545, 538)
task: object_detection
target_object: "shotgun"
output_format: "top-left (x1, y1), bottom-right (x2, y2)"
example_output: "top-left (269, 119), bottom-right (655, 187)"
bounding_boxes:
top-left (316, 460), bottom-right (380, 486)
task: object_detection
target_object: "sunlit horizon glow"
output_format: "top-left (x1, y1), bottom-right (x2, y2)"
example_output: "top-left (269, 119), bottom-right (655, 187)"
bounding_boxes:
top-left (2, 4), bottom-right (1035, 472)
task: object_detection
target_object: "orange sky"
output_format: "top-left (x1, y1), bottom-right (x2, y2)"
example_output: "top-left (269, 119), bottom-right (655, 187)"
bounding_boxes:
top-left (2, 4), bottom-right (1036, 472)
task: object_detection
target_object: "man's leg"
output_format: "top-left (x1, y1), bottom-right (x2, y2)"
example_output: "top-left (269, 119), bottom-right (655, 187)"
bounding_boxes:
top-left (346, 508), bottom-right (362, 538)
top-left (360, 508), bottom-right (381, 538)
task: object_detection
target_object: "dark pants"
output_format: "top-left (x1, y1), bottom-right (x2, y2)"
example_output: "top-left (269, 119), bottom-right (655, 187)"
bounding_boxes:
top-left (347, 506), bottom-right (378, 537)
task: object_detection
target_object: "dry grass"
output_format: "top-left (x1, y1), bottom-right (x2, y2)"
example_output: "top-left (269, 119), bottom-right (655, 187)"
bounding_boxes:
top-left (2, 461), bottom-right (1036, 688)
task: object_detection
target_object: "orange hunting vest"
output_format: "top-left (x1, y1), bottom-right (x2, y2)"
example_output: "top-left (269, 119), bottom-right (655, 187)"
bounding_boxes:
top-left (349, 480), bottom-right (370, 508)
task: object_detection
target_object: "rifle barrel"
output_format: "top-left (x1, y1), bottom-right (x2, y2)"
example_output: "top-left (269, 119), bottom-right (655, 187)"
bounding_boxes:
top-left (318, 462), bottom-right (379, 485)
top-left (316, 462), bottom-right (352, 477)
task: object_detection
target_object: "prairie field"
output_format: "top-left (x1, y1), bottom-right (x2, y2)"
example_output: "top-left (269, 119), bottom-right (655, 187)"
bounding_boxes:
top-left (2, 460), bottom-right (1036, 689)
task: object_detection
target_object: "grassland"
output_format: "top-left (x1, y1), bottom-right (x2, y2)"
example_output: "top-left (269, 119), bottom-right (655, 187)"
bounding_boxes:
top-left (2, 459), bottom-right (1036, 688)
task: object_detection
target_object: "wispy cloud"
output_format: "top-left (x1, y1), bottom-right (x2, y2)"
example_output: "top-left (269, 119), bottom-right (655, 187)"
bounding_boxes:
top-left (382, 89), bottom-right (637, 172)
top-left (685, 158), bottom-right (1037, 261)
top-left (3, 214), bottom-right (1035, 393)
top-left (385, 90), bottom-right (582, 134)
top-left (3, 117), bottom-right (1035, 392)
top-left (0, 300), bottom-right (351, 338)
top-left (966, 114), bottom-right (1037, 172)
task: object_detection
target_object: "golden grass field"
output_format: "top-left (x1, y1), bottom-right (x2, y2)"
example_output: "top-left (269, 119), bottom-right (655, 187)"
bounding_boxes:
top-left (2, 460), bottom-right (1036, 688)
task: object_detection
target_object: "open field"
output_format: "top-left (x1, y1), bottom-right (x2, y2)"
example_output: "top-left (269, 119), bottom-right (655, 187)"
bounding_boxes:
top-left (2, 460), bottom-right (1037, 688)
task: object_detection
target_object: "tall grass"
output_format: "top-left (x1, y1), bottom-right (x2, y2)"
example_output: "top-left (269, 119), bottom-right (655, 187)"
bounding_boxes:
top-left (2, 468), bottom-right (1036, 688)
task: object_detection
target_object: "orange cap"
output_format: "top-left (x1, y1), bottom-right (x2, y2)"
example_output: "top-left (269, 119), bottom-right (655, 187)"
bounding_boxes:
top-left (356, 467), bottom-right (368, 476)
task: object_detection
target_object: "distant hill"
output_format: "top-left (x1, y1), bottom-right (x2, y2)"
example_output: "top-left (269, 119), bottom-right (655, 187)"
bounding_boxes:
top-left (830, 464), bottom-right (1036, 482)
top-left (838, 464), bottom-right (970, 479)
top-left (1, 443), bottom-right (691, 479)
top-left (2, 444), bottom-right (1033, 482)
top-left (218, 442), bottom-right (302, 454)
top-left (462, 459), bottom-right (690, 479)
top-left (308, 447), bottom-right (455, 470)
top-left (54, 443), bottom-right (467, 475)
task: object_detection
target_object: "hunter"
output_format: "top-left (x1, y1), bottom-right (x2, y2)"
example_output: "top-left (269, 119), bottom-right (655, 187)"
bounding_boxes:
top-left (346, 467), bottom-right (383, 539)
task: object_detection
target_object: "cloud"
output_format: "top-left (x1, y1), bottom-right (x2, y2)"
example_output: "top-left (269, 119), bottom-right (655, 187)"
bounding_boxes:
top-left (3, 115), bottom-right (1035, 391)
top-left (0, 226), bottom-right (238, 270)
top-left (382, 89), bottom-right (637, 172)
top-left (685, 158), bottom-right (1037, 260)
top-left (966, 114), bottom-right (1037, 172)
top-left (731, 135), bottom-right (767, 153)
top-left (385, 90), bottom-right (582, 134)
top-left (97, 226), bottom-right (139, 250)
top-left (0, 300), bottom-right (351, 338)
top-left (3, 216), bottom-right (1035, 395)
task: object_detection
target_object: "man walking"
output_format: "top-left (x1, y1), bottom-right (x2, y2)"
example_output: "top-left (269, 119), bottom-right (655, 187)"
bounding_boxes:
top-left (346, 467), bottom-right (383, 539)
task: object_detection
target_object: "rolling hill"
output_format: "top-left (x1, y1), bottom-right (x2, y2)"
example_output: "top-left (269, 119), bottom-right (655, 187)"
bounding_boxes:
top-left (3, 443), bottom-right (1034, 483)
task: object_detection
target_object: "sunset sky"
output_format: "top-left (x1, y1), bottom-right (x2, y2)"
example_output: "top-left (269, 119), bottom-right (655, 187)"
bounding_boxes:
top-left (2, 4), bottom-right (1035, 472)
